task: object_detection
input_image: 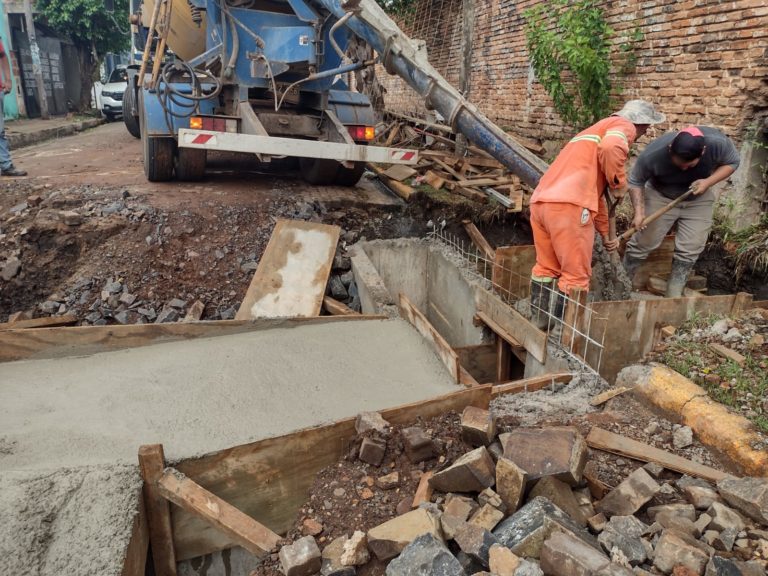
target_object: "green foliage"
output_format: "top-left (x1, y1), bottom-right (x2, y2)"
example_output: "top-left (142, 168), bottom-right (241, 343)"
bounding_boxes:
top-left (36, 0), bottom-right (129, 55)
top-left (524, 0), bottom-right (639, 130)
top-left (374, 0), bottom-right (417, 19)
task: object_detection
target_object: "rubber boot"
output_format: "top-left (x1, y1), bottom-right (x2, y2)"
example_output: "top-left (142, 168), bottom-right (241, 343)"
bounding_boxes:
top-left (665, 259), bottom-right (694, 298)
top-left (551, 289), bottom-right (566, 323)
top-left (529, 279), bottom-right (552, 330)
top-left (622, 253), bottom-right (645, 289)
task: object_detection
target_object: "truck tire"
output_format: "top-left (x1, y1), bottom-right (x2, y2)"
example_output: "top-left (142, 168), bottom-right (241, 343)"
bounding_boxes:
top-left (176, 147), bottom-right (207, 181)
top-left (299, 157), bottom-right (339, 185)
top-left (334, 162), bottom-right (366, 186)
top-left (123, 86), bottom-right (140, 139)
top-left (143, 136), bottom-right (176, 182)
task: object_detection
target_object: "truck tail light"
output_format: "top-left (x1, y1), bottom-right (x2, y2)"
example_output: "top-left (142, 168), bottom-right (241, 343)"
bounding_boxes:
top-left (190, 116), bottom-right (203, 130)
top-left (190, 117), bottom-right (238, 133)
top-left (347, 125), bottom-right (375, 142)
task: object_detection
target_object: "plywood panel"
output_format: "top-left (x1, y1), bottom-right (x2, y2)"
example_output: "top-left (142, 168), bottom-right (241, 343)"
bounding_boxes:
top-left (492, 245), bottom-right (537, 301)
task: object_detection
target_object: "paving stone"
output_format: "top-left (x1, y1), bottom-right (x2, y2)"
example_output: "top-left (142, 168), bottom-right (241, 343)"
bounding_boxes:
top-left (444, 494), bottom-right (479, 520)
top-left (540, 530), bottom-right (633, 576)
top-left (359, 437), bottom-right (386, 466)
top-left (683, 486), bottom-right (722, 510)
top-left (499, 426), bottom-right (587, 485)
top-left (355, 412), bottom-right (390, 436)
top-left (716, 477), bottom-right (768, 525)
top-left (279, 535), bottom-right (322, 576)
top-left (441, 514), bottom-right (468, 541)
top-left (597, 516), bottom-right (648, 566)
top-left (492, 496), bottom-right (598, 559)
top-left (596, 468), bottom-right (660, 518)
top-left (430, 447), bottom-right (495, 493)
top-left (461, 406), bottom-right (497, 447)
top-left (1, 257), bottom-right (21, 281)
top-left (707, 502), bottom-right (746, 533)
top-left (496, 456), bottom-right (527, 514)
top-left (653, 531), bottom-right (709, 575)
top-left (377, 472), bottom-right (399, 490)
top-left (367, 508), bottom-right (442, 560)
top-left (402, 427), bottom-right (435, 463)
top-left (648, 504), bottom-right (697, 523)
top-left (529, 476), bottom-right (588, 526)
top-left (385, 533), bottom-right (465, 576)
top-left (488, 544), bottom-right (520, 576)
top-left (341, 531), bottom-right (369, 566)
top-left (712, 527), bottom-right (738, 552)
top-left (469, 504), bottom-right (505, 531)
top-left (455, 522), bottom-right (499, 567)
top-left (478, 488), bottom-right (506, 513)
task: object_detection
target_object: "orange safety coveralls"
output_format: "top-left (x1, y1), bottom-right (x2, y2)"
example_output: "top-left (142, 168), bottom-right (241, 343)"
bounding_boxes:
top-left (530, 116), bottom-right (636, 295)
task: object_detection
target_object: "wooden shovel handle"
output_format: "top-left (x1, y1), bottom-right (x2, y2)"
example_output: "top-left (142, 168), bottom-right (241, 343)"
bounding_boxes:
top-left (618, 188), bottom-right (695, 242)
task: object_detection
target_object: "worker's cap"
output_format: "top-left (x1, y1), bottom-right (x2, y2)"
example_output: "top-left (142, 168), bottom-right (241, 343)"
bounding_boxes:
top-left (613, 100), bottom-right (666, 125)
top-left (671, 126), bottom-right (706, 160)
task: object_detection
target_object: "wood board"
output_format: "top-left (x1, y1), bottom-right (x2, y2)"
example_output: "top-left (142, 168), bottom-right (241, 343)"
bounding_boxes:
top-left (0, 314), bottom-right (77, 331)
top-left (454, 344), bottom-right (498, 385)
top-left (235, 220), bottom-right (340, 320)
top-left (492, 373), bottom-right (573, 397)
top-left (121, 488), bottom-right (149, 576)
top-left (171, 385), bottom-right (492, 561)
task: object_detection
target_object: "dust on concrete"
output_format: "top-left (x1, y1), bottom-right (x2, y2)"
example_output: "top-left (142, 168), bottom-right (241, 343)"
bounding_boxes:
top-left (0, 464), bottom-right (142, 576)
top-left (591, 235), bottom-right (632, 301)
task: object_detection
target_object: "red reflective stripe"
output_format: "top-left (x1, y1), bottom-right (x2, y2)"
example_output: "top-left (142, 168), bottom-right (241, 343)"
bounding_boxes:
top-left (401, 151), bottom-right (415, 160)
top-left (192, 134), bottom-right (213, 144)
top-left (390, 150), bottom-right (415, 160)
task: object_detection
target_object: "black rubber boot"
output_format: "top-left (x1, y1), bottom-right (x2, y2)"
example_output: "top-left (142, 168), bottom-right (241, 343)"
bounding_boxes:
top-left (665, 259), bottom-right (694, 298)
top-left (529, 279), bottom-right (552, 329)
top-left (551, 289), bottom-right (566, 323)
top-left (622, 253), bottom-right (645, 288)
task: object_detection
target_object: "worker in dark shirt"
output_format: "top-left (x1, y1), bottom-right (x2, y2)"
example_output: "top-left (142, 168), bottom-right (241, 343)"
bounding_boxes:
top-left (623, 126), bottom-right (740, 297)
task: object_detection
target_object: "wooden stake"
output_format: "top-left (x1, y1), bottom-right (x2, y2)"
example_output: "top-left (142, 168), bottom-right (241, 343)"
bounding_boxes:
top-left (589, 386), bottom-right (632, 407)
top-left (462, 220), bottom-right (495, 261)
top-left (709, 343), bottom-right (745, 366)
top-left (138, 444), bottom-right (177, 576)
top-left (137, 0), bottom-right (164, 88)
top-left (495, 336), bottom-right (511, 382)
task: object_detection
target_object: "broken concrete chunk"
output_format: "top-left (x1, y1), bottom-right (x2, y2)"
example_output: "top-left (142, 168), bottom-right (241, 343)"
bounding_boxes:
top-left (444, 493), bottom-right (479, 521)
top-left (488, 544), bottom-right (520, 576)
top-left (716, 476), bottom-right (768, 525)
top-left (672, 425), bottom-right (694, 449)
top-left (376, 471), bottom-right (399, 490)
top-left (540, 530), bottom-right (633, 576)
top-left (499, 426), bottom-right (587, 485)
top-left (340, 530), bottom-right (369, 566)
top-left (683, 485), bottom-right (722, 510)
top-left (454, 522), bottom-right (499, 568)
top-left (469, 504), bottom-right (505, 532)
top-left (321, 535), bottom-right (354, 576)
top-left (367, 508), bottom-right (442, 561)
top-left (355, 411), bottom-right (390, 436)
top-left (529, 476), bottom-right (587, 526)
top-left (429, 447), bottom-right (495, 494)
top-left (402, 427), bottom-right (435, 463)
top-left (707, 501), bottom-right (746, 533)
top-left (596, 468), bottom-right (660, 518)
top-left (496, 457), bottom-right (527, 514)
top-left (477, 488), bottom-right (506, 513)
top-left (597, 516), bottom-right (649, 566)
top-left (279, 535), bottom-right (322, 576)
top-left (653, 531), bottom-right (709, 575)
top-left (492, 496), bottom-right (598, 559)
top-left (385, 533), bottom-right (465, 576)
top-left (461, 406), bottom-right (497, 447)
top-left (359, 437), bottom-right (386, 466)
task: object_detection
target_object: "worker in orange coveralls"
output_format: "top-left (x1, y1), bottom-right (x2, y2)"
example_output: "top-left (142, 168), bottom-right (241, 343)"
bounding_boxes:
top-left (528, 100), bottom-right (665, 329)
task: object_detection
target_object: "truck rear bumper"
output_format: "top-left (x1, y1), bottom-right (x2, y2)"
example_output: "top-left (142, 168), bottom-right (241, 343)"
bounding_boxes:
top-left (177, 129), bottom-right (418, 165)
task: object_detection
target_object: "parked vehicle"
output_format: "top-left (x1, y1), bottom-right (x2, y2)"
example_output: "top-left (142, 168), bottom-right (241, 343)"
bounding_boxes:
top-left (100, 66), bottom-right (129, 121)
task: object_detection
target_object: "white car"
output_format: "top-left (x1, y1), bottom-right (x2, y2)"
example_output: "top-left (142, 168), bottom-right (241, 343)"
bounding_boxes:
top-left (100, 67), bottom-right (128, 121)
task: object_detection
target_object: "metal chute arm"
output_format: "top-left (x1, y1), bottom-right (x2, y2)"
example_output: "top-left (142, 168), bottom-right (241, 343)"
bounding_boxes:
top-left (314, 0), bottom-right (549, 188)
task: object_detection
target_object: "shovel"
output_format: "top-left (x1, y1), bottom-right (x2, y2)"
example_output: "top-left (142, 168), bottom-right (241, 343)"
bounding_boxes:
top-left (617, 188), bottom-right (695, 242)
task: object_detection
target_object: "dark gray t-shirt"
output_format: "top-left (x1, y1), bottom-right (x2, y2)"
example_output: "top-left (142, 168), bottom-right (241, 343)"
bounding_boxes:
top-left (628, 126), bottom-right (740, 200)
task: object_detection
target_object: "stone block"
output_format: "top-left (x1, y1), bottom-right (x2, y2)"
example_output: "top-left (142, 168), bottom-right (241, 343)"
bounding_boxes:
top-left (355, 411), bottom-right (390, 436)
top-left (377, 472), bottom-right (399, 490)
top-left (648, 504), bottom-right (697, 523)
top-left (469, 504), bottom-right (505, 531)
top-left (596, 468), bottom-right (660, 518)
top-left (707, 502), bottom-right (746, 533)
top-left (402, 427), bottom-right (435, 463)
top-left (492, 496), bottom-right (598, 559)
top-left (717, 476), bottom-right (768, 525)
top-left (597, 516), bottom-right (648, 566)
top-left (693, 513), bottom-right (712, 534)
top-left (359, 437), bottom-right (386, 466)
top-left (430, 447), bottom-right (495, 494)
top-left (496, 457), bottom-right (527, 514)
top-left (683, 485), bottom-right (722, 510)
top-left (441, 514), bottom-right (468, 541)
top-left (588, 513), bottom-right (608, 533)
top-left (461, 406), bottom-right (497, 447)
top-left (653, 531), bottom-right (709, 575)
top-left (499, 426), bottom-right (587, 485)
top-left (444, 494), bottom-right (479, 520)
top-left (279, 536), bottom-right (322, 576)
top-left (478, 487), bottom-right (506, 513)
top-left (488, 544), bottom-right (520, 576)
top-left (529, 476), bottom-right (588, 526)
top-left (540, 530), bottom-right (633, 576)
top-left (385, 533), bottom-right (465, 576)
top-left (320, 535), bottom-right (355, 576)
top-left (455, 522), bottom-right (499, 567)
top-left (367, 508), bottom-right (442, 560)
top-left (340, 531), bottom-right (369, 566)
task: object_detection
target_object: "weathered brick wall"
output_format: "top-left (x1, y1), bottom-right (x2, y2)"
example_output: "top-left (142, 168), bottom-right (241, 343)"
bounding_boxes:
top-left (378, 0), bottom-right (768, 147)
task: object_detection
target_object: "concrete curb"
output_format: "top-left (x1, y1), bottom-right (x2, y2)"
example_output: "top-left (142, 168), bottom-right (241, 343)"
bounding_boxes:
top-left (618, 363), bottom-right (768, 477)
top-left (8, 118), bottom-right (105, 149)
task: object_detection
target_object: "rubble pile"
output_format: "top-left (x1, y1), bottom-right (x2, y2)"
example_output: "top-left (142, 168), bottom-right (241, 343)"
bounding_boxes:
top-left (259, 408), bottom-right (768, 576)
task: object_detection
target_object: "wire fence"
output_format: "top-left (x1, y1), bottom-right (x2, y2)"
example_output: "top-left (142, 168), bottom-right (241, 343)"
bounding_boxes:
top-left (428, 228), bottom-right (606, 375)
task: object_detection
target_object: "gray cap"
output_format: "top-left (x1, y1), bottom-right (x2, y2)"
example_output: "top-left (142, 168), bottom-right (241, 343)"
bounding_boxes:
top-left (613, 100), bottom-right (666, 125)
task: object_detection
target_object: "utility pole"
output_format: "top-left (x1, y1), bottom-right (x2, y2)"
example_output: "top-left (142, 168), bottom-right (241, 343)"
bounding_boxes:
top-left (22, 0), bottom-right (49, 118)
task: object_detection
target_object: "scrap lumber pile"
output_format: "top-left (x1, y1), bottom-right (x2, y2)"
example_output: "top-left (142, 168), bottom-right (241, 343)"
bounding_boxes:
top-left (369, 111), bottom-right (541, 210)
top-left (255, 409), bottom-right (768, 576)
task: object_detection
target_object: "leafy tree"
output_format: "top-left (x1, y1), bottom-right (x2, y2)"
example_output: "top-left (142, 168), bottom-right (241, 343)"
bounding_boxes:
top-left (35, 0), bottom-right (130, 111)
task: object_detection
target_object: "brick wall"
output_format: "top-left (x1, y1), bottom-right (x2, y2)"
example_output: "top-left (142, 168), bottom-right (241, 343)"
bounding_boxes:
top-left (378, 0), bottom-right (768, 147)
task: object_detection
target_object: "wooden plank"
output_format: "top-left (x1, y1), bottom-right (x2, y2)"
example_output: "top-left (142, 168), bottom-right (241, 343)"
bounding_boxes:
top-left (474, 288), bottom-right (547, 363)
top-left (121, 489), bottom-right (149, 576)
top-left (462, 220), bottom-right (495, 260)
top-left (322, 296), bottom-right (359, 316)
top-left (384, 123), bottom-right (401, 147)
top-left (586, 427), bottom-right (732, 482)
top-left (368, 163), bottom-right (415, 200)
top-left (461, 155), bottom-right (504, 169)
top-left (0, 316), bottom-right (386, 363)
top-left (495, 336), bottom-right (511, 382)
top-left (382, 164), bottom-right (417, 182)
top-left (454, 344), bottom-right (497, 384)
top-left (0, 314), bottom-right (77, 331)
top-left (456, 186), bottom-right (489, 204)
top-left (475, 312), bottom-right (523, 348)
top-left (235, 220), bottom-right (340, 320)
top-left (411, 471), bottom-right (435, 508)
top-left (752, 300), bottom-right (768, 310)
top-left (590, 386), bottom-right (633, 407)
top-left (455, 177), bottom-right (517, 188)
top-left (423, 170), bottom-right (446, 190)
top-left (731, 292), bottom-right (754, 316)
top-left (138, 444), bottom-right (177, 576)
top-left (158, 469), bottom-right (281, 557)
top-left (709, 343), bottom-right (746, 366)
top-left (492, 373), bottom-right (573, 397)
top-left (459, 365), bottom-right (480, 387)
top-left (399, 293), bottom-right (460, 383)
top-left (491, 245), bottom-right (537, 301)
top-left (171, 385), bottom-right (492, 560)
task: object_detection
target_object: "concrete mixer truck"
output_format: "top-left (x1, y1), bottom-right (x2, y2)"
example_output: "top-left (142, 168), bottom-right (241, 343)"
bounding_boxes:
top-left (125, 0), bottom-right (548, 186)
